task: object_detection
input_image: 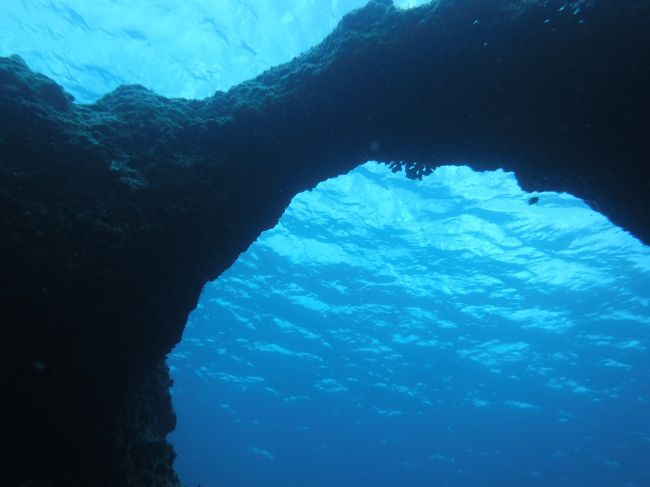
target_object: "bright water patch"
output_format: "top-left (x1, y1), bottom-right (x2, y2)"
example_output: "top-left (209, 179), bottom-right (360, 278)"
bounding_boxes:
top-left (169, 162), bottom-right (650, 487)
top-left (0, 0), bottom-right (429, 102)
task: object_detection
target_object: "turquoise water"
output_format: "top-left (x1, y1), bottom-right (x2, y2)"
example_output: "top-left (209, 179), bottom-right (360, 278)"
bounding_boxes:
top-left (0, 0), bottom-right (425, 102)
top-left (4, 1), bottom-right (649, 485)
top-left (169, 163), bottom-right (650, 486)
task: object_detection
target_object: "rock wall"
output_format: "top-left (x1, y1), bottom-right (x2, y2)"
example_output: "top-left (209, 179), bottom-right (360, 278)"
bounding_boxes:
top-left (0, 1), bottom-right (648, 485)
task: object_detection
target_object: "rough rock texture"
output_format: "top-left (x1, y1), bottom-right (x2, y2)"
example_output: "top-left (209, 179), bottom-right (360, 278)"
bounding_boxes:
top-left (0, 0), bottom-right (648, 485)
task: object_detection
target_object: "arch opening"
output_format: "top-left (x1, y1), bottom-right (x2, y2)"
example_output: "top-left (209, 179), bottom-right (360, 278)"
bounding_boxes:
top-left (168, 161), bottom-right (650, 487)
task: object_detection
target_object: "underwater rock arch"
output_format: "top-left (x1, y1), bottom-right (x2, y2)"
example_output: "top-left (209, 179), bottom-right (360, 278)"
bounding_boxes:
top-left (0, 0), bottom-right (648, 485)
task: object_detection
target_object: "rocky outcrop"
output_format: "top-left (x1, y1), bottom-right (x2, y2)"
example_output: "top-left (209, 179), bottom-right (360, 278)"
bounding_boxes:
top-left (1, 0), bottom-right (648, 485)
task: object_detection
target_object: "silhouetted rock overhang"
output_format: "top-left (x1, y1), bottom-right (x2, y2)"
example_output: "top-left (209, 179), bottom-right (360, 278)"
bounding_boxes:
top-left (0, 1), bottom-right (648, 485)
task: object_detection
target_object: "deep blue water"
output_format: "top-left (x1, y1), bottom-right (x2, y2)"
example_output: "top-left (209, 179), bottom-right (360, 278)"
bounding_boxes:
top-left (4, 2), bottom-right (649, 486)
top-left (169, 163), bottom-right (650, 486)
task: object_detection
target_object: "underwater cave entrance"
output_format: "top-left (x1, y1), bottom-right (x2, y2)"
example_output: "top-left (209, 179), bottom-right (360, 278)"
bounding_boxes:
top-left (168, 161), bottom-right (650, 487)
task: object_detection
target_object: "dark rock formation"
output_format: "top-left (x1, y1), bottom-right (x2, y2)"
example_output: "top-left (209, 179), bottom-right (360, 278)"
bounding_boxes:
top-left (0, 0), bottom-right (648, 485)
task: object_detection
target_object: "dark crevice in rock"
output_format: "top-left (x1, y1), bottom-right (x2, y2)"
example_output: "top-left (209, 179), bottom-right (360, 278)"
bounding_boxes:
top-left (0, 1), bottom-right (648, 485)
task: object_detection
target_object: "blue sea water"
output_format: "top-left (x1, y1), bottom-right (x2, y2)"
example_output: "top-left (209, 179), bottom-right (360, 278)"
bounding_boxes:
top-left (3, 1), bottom-right (649, 486)
top-left (168, 163), bottom-right (650, 486)
top-left (0, 0), bottom-right (425, 102)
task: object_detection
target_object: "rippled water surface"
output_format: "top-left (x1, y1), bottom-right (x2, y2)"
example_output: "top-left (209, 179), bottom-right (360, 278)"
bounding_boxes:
top-left (169, 163), bottom-right (650, 486)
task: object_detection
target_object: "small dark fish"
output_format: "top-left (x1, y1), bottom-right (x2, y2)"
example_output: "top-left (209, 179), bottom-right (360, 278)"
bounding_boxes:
top-left (528, 196), bottom-right (539, 205)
